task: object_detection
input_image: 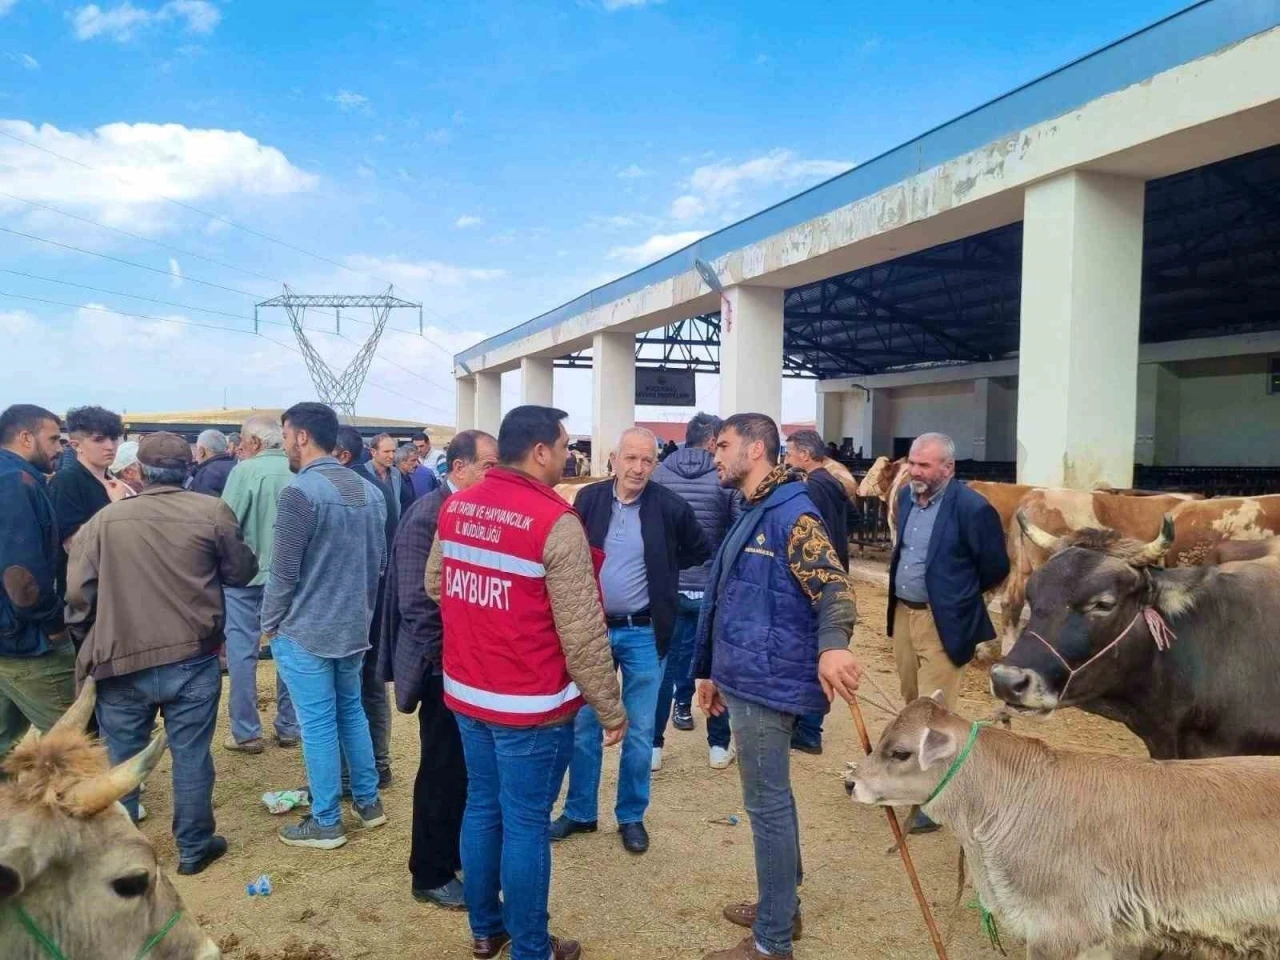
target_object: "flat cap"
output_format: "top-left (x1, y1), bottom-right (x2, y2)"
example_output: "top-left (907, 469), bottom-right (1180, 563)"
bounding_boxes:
top-left (137, 431), bottom-right (193, 471)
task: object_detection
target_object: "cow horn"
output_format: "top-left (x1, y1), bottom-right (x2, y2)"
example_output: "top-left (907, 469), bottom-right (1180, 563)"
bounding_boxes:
top-left (1016, 510), bottom-right (1062, 553)
top-left (47, 677), bottom-right (96, 739)
top-left (1134, 514), bottom-right (1175, 567)
top-left (62, 732), bottom-right (169, 817)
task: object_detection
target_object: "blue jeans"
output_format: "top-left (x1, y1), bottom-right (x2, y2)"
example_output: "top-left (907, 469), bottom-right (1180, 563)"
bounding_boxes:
top-left (653, 595), bottom-right (731, 749)
top-left (456, 714), bottom-right (574, 960)
top-left (95, 653), bottom-right (221, 866)
top-left (224, 585), bottom-right (298, 743)
top-left (564, 624), bottom-right (662, 825)
top-left (271, 636), bottom-right (379, 827)
top-left (723, 691), bottom-right (804, 957)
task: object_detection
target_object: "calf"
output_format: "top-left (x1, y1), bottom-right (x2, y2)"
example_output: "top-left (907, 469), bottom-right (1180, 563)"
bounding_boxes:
top-left (848, 695), bottom-right (1280, 959)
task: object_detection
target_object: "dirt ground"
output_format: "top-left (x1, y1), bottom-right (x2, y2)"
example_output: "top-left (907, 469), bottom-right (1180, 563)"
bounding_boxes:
top-left (139, 580), bottom-right (1146, 960)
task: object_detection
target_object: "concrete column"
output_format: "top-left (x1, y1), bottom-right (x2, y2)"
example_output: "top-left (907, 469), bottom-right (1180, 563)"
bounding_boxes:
top-left (455, 377), bottom-right (476, 431)
top-left (474, 371), bottom-right (502, 437)
top-left (719, 284), bottom-right (784, 425)
top-left (520, 356), bottom-right (554, 407)
top-left (1016, 171), bottom-right (1146, 489)
top-left (971, 377), bottom-right (1016, 462)
top-left (853, 388), bottom-right (891, 458)
top-left (591, 331), bottom-right (635, 476)
top-left (1135, 363), bottom-right (1181, 466)
top-left (816, 390), bottom-right (845, 443)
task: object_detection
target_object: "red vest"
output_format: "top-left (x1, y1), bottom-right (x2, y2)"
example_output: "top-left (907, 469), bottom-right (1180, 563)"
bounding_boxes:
top-left (438, 468), bottom-right (588, 726)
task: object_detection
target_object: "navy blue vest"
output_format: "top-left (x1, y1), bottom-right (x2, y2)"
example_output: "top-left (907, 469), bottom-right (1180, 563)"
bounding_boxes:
top-left (691, 481), bottom-right (828, 717)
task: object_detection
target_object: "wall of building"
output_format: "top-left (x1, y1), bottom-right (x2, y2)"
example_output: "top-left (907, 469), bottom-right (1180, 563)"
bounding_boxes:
top-left (886, 383), bottom-right (983, 459)
top-left (1174, 355), bottom-right (1279, 465)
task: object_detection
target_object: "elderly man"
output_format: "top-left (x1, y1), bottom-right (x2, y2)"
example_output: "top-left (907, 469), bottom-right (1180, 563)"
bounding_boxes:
top-left (427, 405), bottom-right (625, 960)
top-left (262, 403), bottom-right (388, 850)
top-left (108, 440), bottom-right (144, 494)
top-left (694, 413), bottom-right (861, 960)
top-left (219, 413), bottom-right (300, 754)
top-left (0, 404), bottom-right (76, 760)
top-left (551, 426), bottom-right (709, 855)
top-left (379, 429), bottom-right (497, 910)
top-left (650, 412), bottom-right (738, 770)
top-left (358, 434), bottom-right (405, 537)
top-left (67, 432), bottom-right (258, 875)
top-left (888, 431), bottom-right (1008, 833)
top-left (394, 443), bottom-right (420, 513)
top-left (189, 429), bottom-right (236, 497)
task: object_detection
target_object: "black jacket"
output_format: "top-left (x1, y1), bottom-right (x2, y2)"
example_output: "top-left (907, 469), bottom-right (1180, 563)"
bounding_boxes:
top-left (575, 479), bottom-right (711, 657)
top-left (650, 446), bottom-right (739, 592)
top-left (188, 453), bottom-right (237, 497)
top-left (887, 480), bottom-right (1010, 667)
top-left (805, 467), bottom-right (850, 571)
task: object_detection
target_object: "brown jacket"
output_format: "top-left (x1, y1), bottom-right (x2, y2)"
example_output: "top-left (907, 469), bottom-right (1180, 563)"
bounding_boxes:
top-left (427, 512), bottom-right (625, 729)
top-left (66, 484), bottom-right (258, 681)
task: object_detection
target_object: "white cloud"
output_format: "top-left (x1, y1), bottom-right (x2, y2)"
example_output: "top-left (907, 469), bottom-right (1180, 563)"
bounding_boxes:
top-left (424, 128), bottom-right (451, 145)
top-left (0, 309), bottom-right (35, 335)
top-left (607, 230), bottom-right (707, 265)
top-left (0, 0), bottom-right (19, 17)
top-left (168, 257), bottom-right (182, 286)
top-left (671, 149), bottom-right (853, 222)
top-left (601, 0), bottom-right (663, 9)
top-left (70, 1), bottom-right (220, 43)
top-left (344, 254), bottom-right (506, 291)
top-left (617, 164), bottom-right (648, 179)
top-left (330, 90), bottom-right (370, 113)
top-left (454, 215), bottom-right (483, 229)
top-left (356, 163), bottom-right (376, 180)
top-left (5, 52), bottom-right (39, 70)
top-left (0, 119), bottom-right (317, 231)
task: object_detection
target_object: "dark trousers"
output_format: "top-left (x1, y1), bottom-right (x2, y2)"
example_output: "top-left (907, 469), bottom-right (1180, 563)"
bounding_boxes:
top-left (410, 675), bottom-right (467, 890)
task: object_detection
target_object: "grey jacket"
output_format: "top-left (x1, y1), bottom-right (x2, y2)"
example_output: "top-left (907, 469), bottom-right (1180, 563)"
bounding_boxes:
top-left (261, 456), bottom-right (387, 658)
top-left (650, 446), bottom-right (739, 592)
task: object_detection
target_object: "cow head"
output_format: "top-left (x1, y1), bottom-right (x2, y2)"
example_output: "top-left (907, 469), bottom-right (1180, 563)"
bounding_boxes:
top-left (990, 513), bottom-right (1175, 715)
top-left (845, 693), bottom-right (970, 806)
top-left (856, 456), bottom-right (902, 500)
top-left (0, 680), bottom-right (221, 960)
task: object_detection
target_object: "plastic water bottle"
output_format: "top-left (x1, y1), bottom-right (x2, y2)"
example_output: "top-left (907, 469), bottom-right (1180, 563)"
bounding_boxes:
top-left (246, 875), bottom-right (272, 897)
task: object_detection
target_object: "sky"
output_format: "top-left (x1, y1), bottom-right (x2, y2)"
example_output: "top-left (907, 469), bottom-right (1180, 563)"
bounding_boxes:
top-left (0, 0), bottom-right (1191, 433)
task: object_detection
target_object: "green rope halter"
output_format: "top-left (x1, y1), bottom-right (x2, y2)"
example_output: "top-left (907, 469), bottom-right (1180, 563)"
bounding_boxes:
top-left (13, 905), bottom-right (183, 960)
top-left (924, 721), bottom-right (986, 806)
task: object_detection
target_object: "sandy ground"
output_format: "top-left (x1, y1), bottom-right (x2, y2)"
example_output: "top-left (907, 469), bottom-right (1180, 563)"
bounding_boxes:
top-left (136, 580), bottom-right (1146, 960)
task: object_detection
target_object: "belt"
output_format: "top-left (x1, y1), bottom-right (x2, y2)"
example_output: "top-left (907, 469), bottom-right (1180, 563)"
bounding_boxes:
top-left (605, 611), bottom-right (652, 628)
top-left (897, 598), bottom-right (929, 610)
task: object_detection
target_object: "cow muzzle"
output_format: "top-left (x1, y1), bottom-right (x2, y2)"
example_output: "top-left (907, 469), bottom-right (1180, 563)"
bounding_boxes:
top-left (989, 664), bottom-right (1057, 716)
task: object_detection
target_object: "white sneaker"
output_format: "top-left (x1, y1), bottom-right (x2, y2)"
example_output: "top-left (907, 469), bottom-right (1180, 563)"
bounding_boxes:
top-left (650, 747), bottom-right (663, 772)
top-left (709, 746), bottom-right (735, 769)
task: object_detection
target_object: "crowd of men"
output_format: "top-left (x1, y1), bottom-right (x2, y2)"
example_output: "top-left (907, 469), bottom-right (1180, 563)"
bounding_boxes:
top-left (0, 397), bottom-right (1007, 960)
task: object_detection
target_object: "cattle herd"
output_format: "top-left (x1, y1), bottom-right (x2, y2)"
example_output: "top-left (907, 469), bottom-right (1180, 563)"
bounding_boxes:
top-left (9, 456), bottom-right (1280, 958)
top-left (856, 456), bottom-right (1280, 958)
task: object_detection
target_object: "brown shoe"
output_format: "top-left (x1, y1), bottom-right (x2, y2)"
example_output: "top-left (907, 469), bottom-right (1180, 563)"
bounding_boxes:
top-left (223, 736), bottom-right (265, 755)
top-left (722, 901), bottom-right (803, 940)
top-left (704, 935), bottom-right (793, 960)
top-left (550, 935), bottom-right (582, 960)
top-left (471, 932), bottom-right (509, 959)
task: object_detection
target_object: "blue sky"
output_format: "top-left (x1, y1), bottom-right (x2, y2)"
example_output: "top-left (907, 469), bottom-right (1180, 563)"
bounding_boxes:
top-left (0, 0), bottom-right (1189, 431)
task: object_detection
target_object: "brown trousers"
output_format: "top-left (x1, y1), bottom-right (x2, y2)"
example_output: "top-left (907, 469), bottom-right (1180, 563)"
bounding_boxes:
top-left (891, 603), bottom-right (965, 710)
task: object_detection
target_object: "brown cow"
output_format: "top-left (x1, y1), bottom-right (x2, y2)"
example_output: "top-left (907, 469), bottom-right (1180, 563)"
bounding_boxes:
top-left (1163, 495), bottom-right (1280, 566)
top-left (0, 680), bottom-right (221, 960)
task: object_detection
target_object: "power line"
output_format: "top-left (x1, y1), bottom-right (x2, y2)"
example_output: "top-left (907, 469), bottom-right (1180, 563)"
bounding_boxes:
top-left (0, 125), bottom-right (468, 333)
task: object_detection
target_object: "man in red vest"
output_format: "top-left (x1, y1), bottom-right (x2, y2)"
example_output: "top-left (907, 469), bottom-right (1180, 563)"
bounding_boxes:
top-left (428, 405), bottom-right (626, 960)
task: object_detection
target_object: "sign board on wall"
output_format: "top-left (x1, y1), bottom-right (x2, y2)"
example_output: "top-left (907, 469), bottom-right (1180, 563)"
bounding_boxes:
top-left (634, 368), bottom-right (696, 406)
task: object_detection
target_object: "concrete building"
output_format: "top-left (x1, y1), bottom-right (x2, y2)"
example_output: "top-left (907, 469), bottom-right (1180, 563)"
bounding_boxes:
top-left (455, 0), bottom-right (1280, 487)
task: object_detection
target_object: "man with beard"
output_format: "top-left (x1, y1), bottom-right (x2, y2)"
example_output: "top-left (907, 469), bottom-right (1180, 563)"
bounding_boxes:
top-left (886, 432), bottom-right (1007, 833)
top-left (693, 413), bottom-right (861, 960)
top-left (0, 404), bottom-right (76, 760)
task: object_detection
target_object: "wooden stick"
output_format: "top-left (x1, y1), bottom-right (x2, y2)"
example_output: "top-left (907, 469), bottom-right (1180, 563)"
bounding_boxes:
top-left (848, 697), bottom-right (950, 960)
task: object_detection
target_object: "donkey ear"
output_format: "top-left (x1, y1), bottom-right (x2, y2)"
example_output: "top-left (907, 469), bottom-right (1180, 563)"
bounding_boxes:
top-left (918, 726), bottom-right (957, 770)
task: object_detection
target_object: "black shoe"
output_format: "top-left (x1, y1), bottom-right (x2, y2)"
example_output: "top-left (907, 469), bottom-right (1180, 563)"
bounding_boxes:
top-left (619, 821), bottom-right (649, 854)
top-left (907, 810), bottom-right (941, 835)
top-left (672, 704), bottom-right (694, 731)
top-left (790, 738), bottom-right (823, 755)
top-left (177, 835), bottom-right (227, 876)
top-left (378, 768), bottom-right (393, 789)
top-left (412, 877), bottom-right (466, 910)
top-left (549, 815), bottom-right (597, 842)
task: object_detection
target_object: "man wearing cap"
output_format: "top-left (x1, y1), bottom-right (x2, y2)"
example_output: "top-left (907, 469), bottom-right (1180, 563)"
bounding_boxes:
top-left (66, 431), bottom-right (258, 876)
top-left (109, 440), bottom-right (144, 495)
